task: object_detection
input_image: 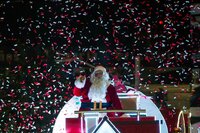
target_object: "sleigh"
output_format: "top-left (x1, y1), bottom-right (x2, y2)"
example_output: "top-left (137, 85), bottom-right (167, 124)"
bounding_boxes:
top-left (52, 56), bottom-right (194, 133)
top-left (52, 86), bottom-right (169, 133)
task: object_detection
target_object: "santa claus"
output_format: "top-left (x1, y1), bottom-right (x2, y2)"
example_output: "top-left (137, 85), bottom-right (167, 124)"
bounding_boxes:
top-left (73, 65), bottom-right (123, 117)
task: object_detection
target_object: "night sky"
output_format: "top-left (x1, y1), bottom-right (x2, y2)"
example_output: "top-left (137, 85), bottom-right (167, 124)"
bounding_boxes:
top-left (0, 0), bottom-right (198, 132)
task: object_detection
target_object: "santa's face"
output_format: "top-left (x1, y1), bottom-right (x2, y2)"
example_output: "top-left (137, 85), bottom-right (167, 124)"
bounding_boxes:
top-left (94, 70), bottom-right (103, 79)
top-left (91, 72), bottom-right (105, 89)
top-left (89, 70), bottom-right (108, 102)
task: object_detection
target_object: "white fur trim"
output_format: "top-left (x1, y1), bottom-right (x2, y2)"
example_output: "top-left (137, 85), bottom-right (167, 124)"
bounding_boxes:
top-left (94, 66), bottom-right (106, 73)
top-left (74, 78), bottom-right (86, 88)
top-left (91, 98), bottom-right (107, 103)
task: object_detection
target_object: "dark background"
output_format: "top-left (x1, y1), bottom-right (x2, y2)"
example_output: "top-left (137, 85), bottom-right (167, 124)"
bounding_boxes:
top-left (0, 0), bottom-right (199, 132)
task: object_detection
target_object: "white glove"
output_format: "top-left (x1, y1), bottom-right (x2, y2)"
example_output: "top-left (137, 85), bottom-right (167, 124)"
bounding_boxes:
top-left (74, 76), bottom-right (86, 88)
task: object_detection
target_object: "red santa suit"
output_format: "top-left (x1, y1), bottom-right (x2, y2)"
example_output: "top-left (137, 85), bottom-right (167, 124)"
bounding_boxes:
top-left (73, 66), bottom-right (123, 117)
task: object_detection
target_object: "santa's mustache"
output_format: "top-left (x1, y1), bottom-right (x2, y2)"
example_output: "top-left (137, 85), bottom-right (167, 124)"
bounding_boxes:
top-left (92, 77), bottom-right (104, 86)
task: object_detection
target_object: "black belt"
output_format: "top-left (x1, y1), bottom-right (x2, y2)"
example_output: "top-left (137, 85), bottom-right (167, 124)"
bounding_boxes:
top-left (81, 102), bottom-right (112, 109)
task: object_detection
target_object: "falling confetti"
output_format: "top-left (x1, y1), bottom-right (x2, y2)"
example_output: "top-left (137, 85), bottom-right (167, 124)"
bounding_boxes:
top-left (0, 0), bottom-right (197, 132)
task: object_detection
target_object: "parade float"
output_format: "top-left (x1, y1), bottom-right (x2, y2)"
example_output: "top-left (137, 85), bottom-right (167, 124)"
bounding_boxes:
top-left (52, 87), bottom-right (168, 133)
top-left (52, 57), bottom-right (192, 133)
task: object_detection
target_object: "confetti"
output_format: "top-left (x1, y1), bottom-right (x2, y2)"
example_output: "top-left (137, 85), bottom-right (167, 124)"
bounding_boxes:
top-left (0, 0), bottom-right (196, 132)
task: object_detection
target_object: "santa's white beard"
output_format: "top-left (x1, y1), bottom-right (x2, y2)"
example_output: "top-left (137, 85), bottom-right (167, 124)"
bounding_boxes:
top-left (88, 77), bottom-right (108, 102)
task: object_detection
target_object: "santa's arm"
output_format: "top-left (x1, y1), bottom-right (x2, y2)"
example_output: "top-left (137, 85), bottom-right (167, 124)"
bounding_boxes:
top-left (108, 85), bottom-right (123, 116)
top-left (73, 76), bottom-right (86, 96)
top-left (73, 86), bottom-right (82, 96)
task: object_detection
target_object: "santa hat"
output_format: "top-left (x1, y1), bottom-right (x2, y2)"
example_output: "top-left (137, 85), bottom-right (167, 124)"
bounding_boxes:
top-left (94, 66), bottom-right (107, 73)
top-left (91, 65), bottom-right (110, 81)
